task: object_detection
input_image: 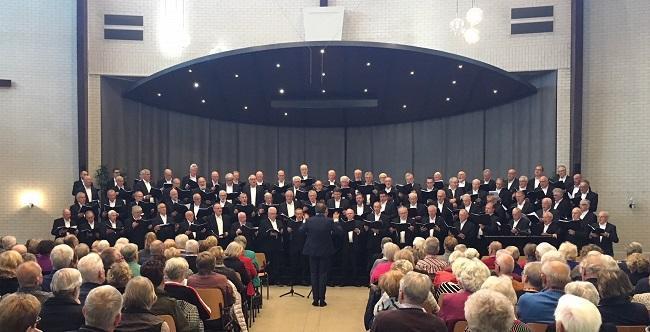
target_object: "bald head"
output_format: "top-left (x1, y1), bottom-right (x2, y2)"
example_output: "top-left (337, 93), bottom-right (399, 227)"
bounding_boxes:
top-left (16, 261), bottom-right (43, 288)
top-left (496, 253), bottom-right (515, 276)
top-left (542, 260), bottom-right (571, 289)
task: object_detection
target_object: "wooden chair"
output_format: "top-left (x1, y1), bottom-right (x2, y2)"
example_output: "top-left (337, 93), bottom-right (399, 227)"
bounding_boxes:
top-left (255, 252), bottom-right (270, 300)
top-left (527, 323), bottom-right (549, 332)
top-left (452, 320), bottom-right (468, 332)
top-left (616, 326), bottom-right (647, 332)
top-left (158, 314), bottom-right (176, 332)
top-left (195, 288), bottom-right (225, 321)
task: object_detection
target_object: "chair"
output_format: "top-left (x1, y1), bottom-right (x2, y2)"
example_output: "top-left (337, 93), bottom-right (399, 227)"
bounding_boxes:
top-left (527, 323), bottom-right (549, 332)
top-left (158, 314), bottom-right (176, 332)
top-left (256, 252), bottom-right (269, 300)
top-left (452, 320), bottom-right (468, 332)
top-left (195, 288), bottom-right (225, 321)
top-left (616, 327), bottom-right (647, 332)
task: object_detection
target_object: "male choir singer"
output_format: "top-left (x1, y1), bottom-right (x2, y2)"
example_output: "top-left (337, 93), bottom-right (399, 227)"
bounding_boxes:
top-left (300, 203), bottom-right (343, 307)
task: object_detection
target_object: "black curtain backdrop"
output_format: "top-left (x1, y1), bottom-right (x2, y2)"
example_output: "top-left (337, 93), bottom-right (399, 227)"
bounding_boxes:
top-left (101, 71), bottom-right (556, 183)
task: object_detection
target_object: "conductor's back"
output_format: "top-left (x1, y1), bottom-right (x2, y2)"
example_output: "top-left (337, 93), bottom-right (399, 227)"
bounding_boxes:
top-left (301, 211), bottom-right (339, 257)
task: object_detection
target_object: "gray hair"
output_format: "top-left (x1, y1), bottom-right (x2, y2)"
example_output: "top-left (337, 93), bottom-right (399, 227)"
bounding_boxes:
top-left (84, 285), bottom-right (123, 330)
top-left (458, 259), bottom-right (490, 292)
top-left (423, 237), bottom-right (440, 256)
top-left (185, 240), bottom-right (199, 254)
top-left (535, 242), bottom-right (556, 260)
top-left (541, 260), bottom-right (571, 289)
top-left (399, 271), bottom-right (432, 305)
top-left (382, 242), bottom-right (400, 262)
top-left (50, 244), bottom-right (74, 270)
top-left (175, 234), bottom-right (189, 249)
top-left (625, 241), bottom-right (643, 256)
top-left (564, 281), bottom-right (600, 305)
top-left (77, 253), bottom-right (104, 284)
top-left (120, 244), bottom-right (138, 263)
top-left (51, 268), bottom-right (82, 295)
top-left (1, 236), bottom-right (16, 250)
top-left (465, 289), bottom-right (515, 332)
top-left (123, 276), bottom-right (157, 310)
top-left (541, 250), bottom-right (567, 265)
top-left (522, 262), bottom-right (543, 290)
top-left (554, 294), bottom-right (601, 332)
top-left (164, 257), bottom-right (189, 281)
top-left (224, 241), bottom-right (243, 257)
top-left (480, 275), bottom-right (517, 305)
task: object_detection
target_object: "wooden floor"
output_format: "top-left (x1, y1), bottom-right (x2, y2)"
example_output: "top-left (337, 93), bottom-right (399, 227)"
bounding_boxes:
top-left (250, 285), bottom-right (369, 332)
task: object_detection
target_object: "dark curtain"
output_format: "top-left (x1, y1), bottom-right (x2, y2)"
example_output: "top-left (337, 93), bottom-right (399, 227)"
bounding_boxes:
top-left (101, 71), bottom-right (556, 183)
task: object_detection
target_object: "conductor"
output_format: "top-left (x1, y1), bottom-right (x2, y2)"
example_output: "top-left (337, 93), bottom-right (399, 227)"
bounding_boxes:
top-left (300, 202), bottom-right (343, 307)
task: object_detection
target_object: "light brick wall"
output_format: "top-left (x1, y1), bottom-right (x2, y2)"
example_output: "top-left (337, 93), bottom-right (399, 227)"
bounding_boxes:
top-left (0, 0), bottom-right (78, 242)
top-left (583, 0), bottom-right (650, 257)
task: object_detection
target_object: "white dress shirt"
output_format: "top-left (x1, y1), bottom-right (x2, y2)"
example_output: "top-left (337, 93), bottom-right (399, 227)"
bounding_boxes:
top-left (356, 205), bottom-right (365, 216)
top-left (85, 186), bottom-right (93, 201)
top-left (286, 201), bottom-right (295, 218)
top-left (215, 215), bottom-right (224, 235)
top-left (270, 219), bottom-right (279, 231)
top-left (398, 218), bottom-right (408, 243)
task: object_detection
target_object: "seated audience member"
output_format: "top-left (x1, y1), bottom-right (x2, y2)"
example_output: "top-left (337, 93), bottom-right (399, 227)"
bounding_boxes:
top-left (504, 246), bottom-right (523, 277)
top-left (0, 250), bottom-right (23, 295)
top-left (164, 257), bottom-right (211, 321)
top-left (43, 244), bottom-right (75, 292)
top-left (564, 281), bottom-right (600, 305)
top-left (233, 235), bottom-right (261, 287)
top-left (74, 243), bottom-right (90, 261)
top-left (117, 276), bottom-right (169, 331)
top-left (624, 252), bottom-right (650, 285)
top-left (138, 233), bottom-right (158, 264)
top-left (415, 237), bottom-right (449, 276)
top-left (558, 242), bottom-right (579, 270)
top-left (619, 241), bottom-right (643, 273)
top-left (224, 242), bottom-right (255, 296)
top-left (596, 269), bottom-right (650, 326)
top-left (440, 236), bottom-right (458, 263)
top-left (107, 261), bottom-right (132, 293)
top-left (522, 243), bottom-right (537, 266)
top-left (495, 252), bottom-right (523, 293)
top-left (100, 247), bottom-right (123, 275)
top-left (121, 243), bottom-right (141, 277)
top-left (40, 268), bottom-right (85, 331)
top-left (371, 271), bottom-right (446, 332)
top-left (370, 242), bottom-right (400, 284)
top-left (15, 261), bottom-right (52, 304)
top-left (373, 270), bottom-right (404, 316)
top-left (434, 251), bottom-right (468, 297)
top-left (77, 253), bottom-right (105, 303)
top-left (579, 251), bottom-right (615, 285)
top-left (12, 244), bottom-right (28, 255)
top-left (535, 242), bottom-right (556, 261)
top-left (187, 251), bottom-right (234, 306)
top-left (438, 258), bottom-right (490, 330)
top-left (184, 239), bottom-right (199, 274)
top-left (36, 240), bottom-right (55, 274)
top-left (140, 259), bottom-right (193, 332)
top-left (370, 238), bottom-right (395, 273)
top-left (554, 294), bottom-right (602, 332)
top-left (520, 262), bottom-right (543, 296)
top-left (80, 285), bottom-right (123, 332)
top-left (517, 260), bottom-right (570, 324)
top-left (464, 289), bottom-right (520, 332)
top-left (541, 250), bottom-right (567, 265)
top-left (1, 235), bottom-right (17, 252)
top-left (481, 241), bottom-right (502, 270)
top-left (0, 293), bottom-right (41, 332)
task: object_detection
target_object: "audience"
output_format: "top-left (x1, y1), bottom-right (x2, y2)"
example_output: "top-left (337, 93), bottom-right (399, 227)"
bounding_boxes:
top-left (43, 244), bottom-right (75, 292)
top-left (371, 271), bottom-right (446, 332)
top-left (106, 261), bottom-right (132, 293)
top-left (373, 270), bottom-right (403, 316)
top-left (554, 294), bottom-right (602, 332)
top-left (0, 293), bottom-right (42, 332)
top-left (163, 257), bottom-right (211, 321)
top-left (481, 241), bottom-right (502, 270)
top-left (35, 240), bottom-right (55, 274)
top-left (187, 251), bottom-right (234, 306)
top-left (495, 252), bottom-right (523, 293)
top-left (517, 260), bottom-right (570, 324)
top-left (79, 285), bottom-right (123, 332)
top-left (0, 250), bottom-right (23, 295)
top-left (77, 253), bottom-right (105, 303)
top-left (623, 252), bottom-right (649, 285)
top-left (39, 268), bottom-right (85, 331)
top-left (117, 276), bottom-right (170, 331)
top-left (370, 242), bottom-right (400, 284)
top-left (15, 261), bottom-right (52, 304)
top-left (520, 262), bottom-right (543, 296)
top-left (224, 241), bottom-right (255, 296)
top-left (465, 289), bottom-right (518, 332)
top-left (596, 268), bottom-right (649, 326)
top-left (415, 237), bottom-right (448, 276)
top-left (438, 258), bottom-right (490, 330)
top-left (121, 243), bottom-right (141, 277)
top-left (564, 281), bottom-right (600, 305)
top-left (558, 242), bottom-right (579, 270)
top-left (210, 246), bottom-right (246, 297)
top-left (140, 259), bottom-right (193, 332)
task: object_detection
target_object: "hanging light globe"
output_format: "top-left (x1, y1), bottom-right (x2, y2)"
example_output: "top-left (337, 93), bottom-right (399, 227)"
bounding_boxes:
top-left (466, 7), bottom-right (484, 26)
top-left (464, 27), bottom-right (480, 44)
top-left (449, 17), bottom-right (465, 35)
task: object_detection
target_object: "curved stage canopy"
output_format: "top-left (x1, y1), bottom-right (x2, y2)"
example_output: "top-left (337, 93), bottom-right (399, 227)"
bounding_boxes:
top-left (125, 41), bottom-right (537, 127)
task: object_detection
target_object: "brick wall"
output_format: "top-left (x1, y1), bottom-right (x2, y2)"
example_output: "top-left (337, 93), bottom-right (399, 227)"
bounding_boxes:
top-left (0, 0), bottom-right (78, 242)
top-left (583, 1), bottom-right (650, 257)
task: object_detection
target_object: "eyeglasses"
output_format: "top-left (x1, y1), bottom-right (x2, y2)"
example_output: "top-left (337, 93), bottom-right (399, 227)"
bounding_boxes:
top-left (33, 315), bottom-right (41, 327)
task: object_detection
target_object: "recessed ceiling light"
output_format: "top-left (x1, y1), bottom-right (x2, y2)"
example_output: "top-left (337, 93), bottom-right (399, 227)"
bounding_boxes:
top-left (446, 97), bottom-right (451, 101)
top-left (201, 99), bottom-right (206, 103)
top-left (283, 112), bottom-right (288, 116)
top-left (458, 64), bottom-right (463, 69)
top-left (321, 89), bottom-right (326, 94)
top-left (234, 74), bottom-right (239, 78)
top-left (193, 82), bottom-right (199, 88)
top-left (188, 69), bottom-right (192, 73)
top-left (279, 88), bottom-right (285, 94)
top-left (493, 89), bottom-right (498, 94)
top-left (366, 62), bottom-right (371, 67)
top-left (320, 49), bottom-right (325, 54)
top-left (452, 80), bottom-right (457, 85)
top-left (321, 72), bottom-right (326, 77)
top-left (402, 104), bottom-right (407, 109)
top-left (410, 71), bottom-right (415, 75)
top-left (276, 63), bottom-right (281, 68)
top-left (363, 88), bottom-right (368, 93)
top-left (243, 106), bottom-right (248, 110)
top-left (156, 93), bottom-right (162, 97)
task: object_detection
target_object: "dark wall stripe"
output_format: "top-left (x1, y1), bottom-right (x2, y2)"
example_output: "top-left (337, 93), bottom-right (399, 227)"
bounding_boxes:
top-left (511, 6), bottom-right (554, 19)
top-left (77, 0), bottom-right (88, 171)
top-left (0, 79), bottom-right (11, 87)
top-left (104, 14), bottom-right (143, 26)
top-left (511, 21), bottom-right (554, 35)
top-left (104, 29), bottom-right (143, 41)
top-left (570, 0), bottom-right (584, 173)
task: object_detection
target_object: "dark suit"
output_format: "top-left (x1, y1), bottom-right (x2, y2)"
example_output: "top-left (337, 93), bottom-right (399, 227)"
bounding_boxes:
top-left (51, 218), bottom-right (77, 238)
top-left (278, 200), bottom-right (304, 217)
top-left (481, 179), bottom-right (496, 191)
top-left (72, 185), bottom-right (100, 202)
top-left (507, 216), bottom-right (531, 235)
top-left (300, 213), bottom-right (343, 303)
top-left (77, 221), bottom-right (106, 246)
top-left (259, 218), bottom-right (286, 283)
top-left (589, 223), bottom-right (619, 256)
top-left (104, 219), bottom-right (125, 246)
top-left (133, 180), bottom-right (154, 197)
top-left (181, 175), bottom-right (200, 190)
top-left (573, 191), bottom-right (599, 212)
top-left (204, 214), bottom-right (233, 246)
top-left (243, 185), bottom-right (266, 207)
top-left (150, 215), bottom-right (176, 241)
top-left (433, 200), bottom-right (453, 224)
top-left (553, 198), bottom-right (573, 220)
top-left (454, 219), bottom-right (478, 248)
top-left (533, 221), bottom-right (561, 237)
top-left (506, 179), bottom-right (519, 192)
top-left (326, 198), bottom-right (351, 211)
top-left (380, 201), bottom-right (397, 219)
top-left (511, 201), bottom-right (535, 215)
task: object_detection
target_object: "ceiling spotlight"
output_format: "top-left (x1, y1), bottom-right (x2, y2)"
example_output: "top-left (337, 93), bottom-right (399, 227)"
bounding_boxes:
top-left (320, 49), bottom-right (325, 54)
top-left (363, 88), bottom-right (368, 93)
top-left (279, 88), bottom-right (285, 94)
top-left (446, 97), bottom-right (451, 101)
top-left (321, 72), bottom-right (326, 77)
top-left (156, 93), bottom-right (162, 97)
top-left (193, 82), bottom-right (199, 88)
top-left (283, 112), bottom-right (288, 116)
top-left (321, 89), bottom-right (326, 94)
top-left (402, 104), bottom-right (407, 109)
top-left (243, 105), bottom-right (248, 110)
top-left (410, 71), bottom-right (415, 75)
top-left (493, 89), bottom-right (498, 94)
top-left (458, 64), bottom-right (463, 69)
top-left (366, 62), bottom-right (371, 67)
top-left (201, 99), bottom-right (206, 103)
top-left (276, 63), bottom-right (281, 68)
top-left (234, 74), bottom-right (239, 78)
top-left (188, 69), bottom-right (192, 73)
top-left (452, 80), bottom-right (457, 85)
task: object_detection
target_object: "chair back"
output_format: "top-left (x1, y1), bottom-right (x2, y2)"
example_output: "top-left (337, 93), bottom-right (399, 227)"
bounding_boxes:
top-left (616, 327), bottom-right (647, 332)
top-left (527, 322), bottom-right (549, 332)
top-left (158, 314), bottom-right (176, 332)
top-left (195, 288), bottom-right (225, 320)
top-left (255, 252), bottom-right (267, 270)
top-left (453, 320), bottom-right (468, 332)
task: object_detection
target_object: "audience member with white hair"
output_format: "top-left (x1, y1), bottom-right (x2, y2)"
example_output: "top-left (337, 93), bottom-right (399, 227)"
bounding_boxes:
top-left (564, 281), bottom-right (600, 305)
top-left (81, 285), bottom-right (123, 332)
top-left (521, 262), bottom-right (543, 295)
top-left (535, 242), bottom-right (556, 260)
top-left (1, 236), bottom-right (17, 251)
top-left (504, 246), bottom-right (524, 276)
top-left (554, 294), bottom-right (601, 332)
top-left (120, 243), bottom-right (140, 277)
top-left (438, 258), bottom-right (490, 330)
top-left (541, 250), bottom-right (567, 265)
top-left (370, 242), bottom-right (400, 284)
top-left (117, 276), bottom-right (170, 331)
top-left (163, 257), bottom-right (211, 321)
top-left (77, 252), bottom-right (105, 303)
top-left (370, 271), bottom-right (446, 332)
top-left (39, 268), bottom-right (85, 331)
top-left (517, 260), bottom-right (571, 324)
top-left (464, 289), bottom-right (517, 332)
top-left (45, 243), bottom-right (75, 292)
top-left (558, 242), bottom-right (579, 270)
